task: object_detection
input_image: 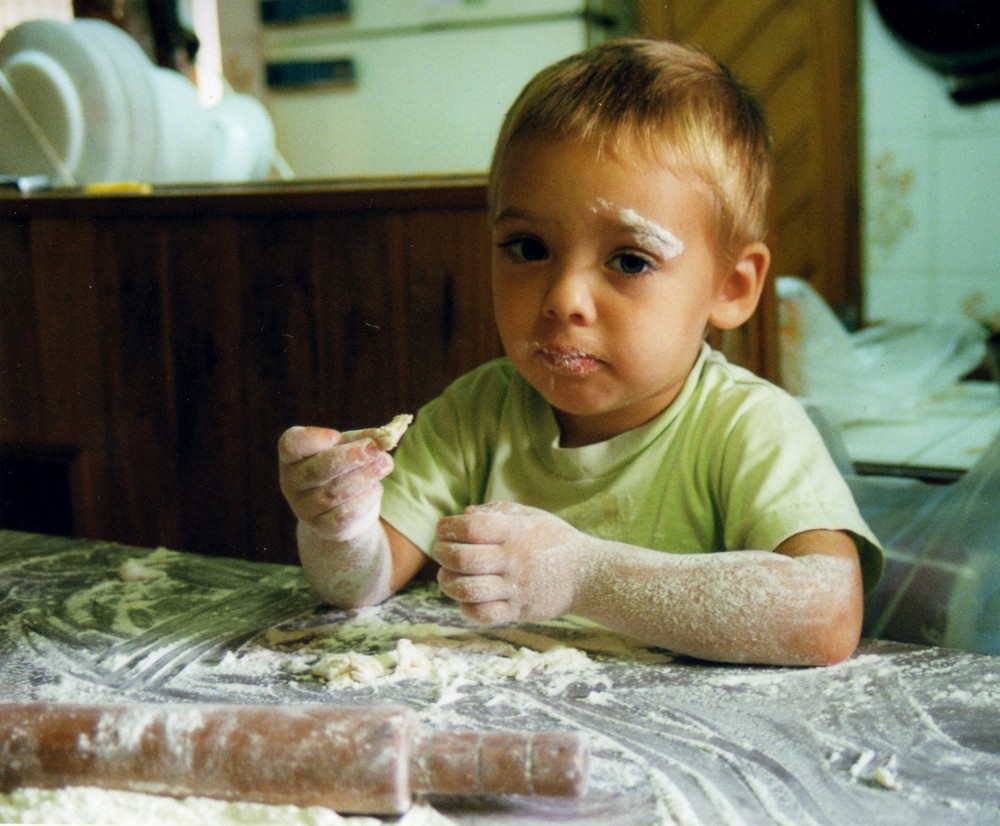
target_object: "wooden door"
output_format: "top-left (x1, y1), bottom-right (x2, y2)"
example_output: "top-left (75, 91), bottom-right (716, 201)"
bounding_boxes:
top-left (638, 0), bottom-right (861, 327)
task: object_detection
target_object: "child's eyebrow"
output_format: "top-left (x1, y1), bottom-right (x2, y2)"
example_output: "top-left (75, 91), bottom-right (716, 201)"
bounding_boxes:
top-left (596, 198), bottom-right (685, 261)
top-left (493, 207), bottom-right (539, 225)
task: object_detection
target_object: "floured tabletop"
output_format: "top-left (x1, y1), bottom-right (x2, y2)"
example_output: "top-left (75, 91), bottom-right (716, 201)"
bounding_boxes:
top-left (0, 530), bottom-right (998, 825)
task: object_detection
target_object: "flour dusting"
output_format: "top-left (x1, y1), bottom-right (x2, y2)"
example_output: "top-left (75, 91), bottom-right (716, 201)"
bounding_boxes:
top-left (0, 788), bottom-right (451, 825)
top-left (118, 557), bottom-right (167, 582)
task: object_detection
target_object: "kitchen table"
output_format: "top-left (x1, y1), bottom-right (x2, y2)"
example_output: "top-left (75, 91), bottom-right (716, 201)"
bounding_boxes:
top-left (0, 530), bottom-right (998, 825)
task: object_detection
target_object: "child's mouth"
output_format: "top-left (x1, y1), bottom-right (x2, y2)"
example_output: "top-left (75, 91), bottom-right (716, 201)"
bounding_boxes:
top-left (535, 345), bottom-right (601, 375)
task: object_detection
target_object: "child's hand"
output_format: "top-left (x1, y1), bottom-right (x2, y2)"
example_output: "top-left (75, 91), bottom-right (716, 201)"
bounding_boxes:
top-left (278, 426), bottom-right (394, 543)
top-left (435, 502), bottom-right (588, 625)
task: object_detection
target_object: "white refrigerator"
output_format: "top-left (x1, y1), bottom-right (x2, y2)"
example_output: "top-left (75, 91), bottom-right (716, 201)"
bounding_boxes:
top-left (258, 0), bottom-right (635, 179)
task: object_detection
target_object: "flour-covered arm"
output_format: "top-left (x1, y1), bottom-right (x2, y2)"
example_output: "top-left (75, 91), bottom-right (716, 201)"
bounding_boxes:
top-left (435, 502), bottom-right (864, 666)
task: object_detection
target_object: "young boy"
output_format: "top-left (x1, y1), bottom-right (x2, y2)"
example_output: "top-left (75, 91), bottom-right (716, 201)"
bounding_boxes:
top-left (278, 39), bottom-right (882, 667)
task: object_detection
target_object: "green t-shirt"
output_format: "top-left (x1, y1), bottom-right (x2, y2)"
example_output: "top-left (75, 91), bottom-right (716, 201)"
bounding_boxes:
top-left (381, 344), bottom-right (883, 591)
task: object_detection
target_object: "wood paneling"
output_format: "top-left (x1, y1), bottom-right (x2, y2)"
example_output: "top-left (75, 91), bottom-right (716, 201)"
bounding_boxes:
top-left (0, 183), bottom-right (500, 563)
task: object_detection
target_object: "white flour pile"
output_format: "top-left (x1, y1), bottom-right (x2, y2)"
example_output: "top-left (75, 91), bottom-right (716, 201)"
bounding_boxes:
top-left (0, 789), bottom-right (452, 825)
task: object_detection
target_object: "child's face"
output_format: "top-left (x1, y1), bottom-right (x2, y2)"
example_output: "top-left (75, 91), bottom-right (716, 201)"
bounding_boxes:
top-left (491, 139), bottom-right (733, 446)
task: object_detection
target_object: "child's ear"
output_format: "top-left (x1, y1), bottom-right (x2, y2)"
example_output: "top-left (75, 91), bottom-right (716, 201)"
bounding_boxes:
top-left (708, 241), bottom-right (771, 330)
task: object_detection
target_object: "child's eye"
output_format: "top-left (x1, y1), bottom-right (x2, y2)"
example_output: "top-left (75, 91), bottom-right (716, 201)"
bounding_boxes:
top-left (608, 251), bottom-right (655, 276)
top-left (498, 237), bottom-right (548, 263)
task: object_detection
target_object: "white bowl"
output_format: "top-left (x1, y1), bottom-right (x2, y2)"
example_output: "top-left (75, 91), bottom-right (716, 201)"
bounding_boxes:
top-left (207, 92), bottom-right (276, 181)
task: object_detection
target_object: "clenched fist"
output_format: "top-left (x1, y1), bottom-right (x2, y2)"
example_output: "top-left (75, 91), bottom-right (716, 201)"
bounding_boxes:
top-left (435, 502), bottom-right (594, 625)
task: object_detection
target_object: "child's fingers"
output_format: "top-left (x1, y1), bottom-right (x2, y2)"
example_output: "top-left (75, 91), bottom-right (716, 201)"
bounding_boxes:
top-left (438, 501), bottom-right (550, 543)
top-left (309, 483), bottom-right (384, 542)
top-left (459, 600), bottom-right (517, 626)
top-left (437, 568), bottom-right (510, 606)
top-left (438, 512), bottom-right (509, 544)
top-left (290, 441), bottom-right (388, 492)
top-left (464, 501), bottom-right (537, 518)
top-left (290, 456), bottom-right (390, 522)
top-left (434, 540), bottom-right (505, 574)
top-left (277, 426), bottom-right (342, 465)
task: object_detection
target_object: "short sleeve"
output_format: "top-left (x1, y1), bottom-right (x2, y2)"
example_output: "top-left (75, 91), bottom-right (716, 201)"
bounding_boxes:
top-left (716, 391), bottom-right (884, 592)
top-left (380, 361), bottom-right (510, 554)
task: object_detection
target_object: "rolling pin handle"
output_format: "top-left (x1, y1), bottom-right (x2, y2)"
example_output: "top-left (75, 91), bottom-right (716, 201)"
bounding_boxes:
top-left (409, 730), bottom-right (589, 798)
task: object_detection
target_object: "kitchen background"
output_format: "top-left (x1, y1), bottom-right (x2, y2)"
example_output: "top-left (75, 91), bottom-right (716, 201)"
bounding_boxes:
top-left (859, 1), bottom-right (1000, 326)
top-left (3, 0), bottom-right (997, 328)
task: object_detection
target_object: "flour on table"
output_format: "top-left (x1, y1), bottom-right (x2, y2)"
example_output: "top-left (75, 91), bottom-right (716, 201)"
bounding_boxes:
top-left (7, 533), bottom-right (1000, 826)
top-left (0, 787), bottom-right (453, 826)
top-left (849, 750), bottom-right (902, 790)
top-left (310, 634), bottom-right (595, 694)
top-left (63, 547), bottom-right (180, 636)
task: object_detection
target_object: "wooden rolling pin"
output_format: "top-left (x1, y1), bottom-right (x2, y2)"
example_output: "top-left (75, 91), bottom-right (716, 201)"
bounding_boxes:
top-left (0, 702), bottom-right (589, 815)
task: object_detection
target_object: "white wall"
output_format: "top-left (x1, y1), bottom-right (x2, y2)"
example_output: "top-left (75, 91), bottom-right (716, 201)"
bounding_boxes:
top-left (0, 0), bottom-right (71, 35)
top-left (861, 0), bottom-right (1000, 325)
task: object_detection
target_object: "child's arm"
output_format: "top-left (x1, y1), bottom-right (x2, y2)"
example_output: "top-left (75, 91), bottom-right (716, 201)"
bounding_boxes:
top-left (278, 426), bottom-right (426, 607)
top-left (435, 502), bottom-right (863, 666)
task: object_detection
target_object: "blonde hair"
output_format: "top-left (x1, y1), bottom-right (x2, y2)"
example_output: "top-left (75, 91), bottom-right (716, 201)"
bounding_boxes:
top-left (488, 38), bottom-right (772, 255)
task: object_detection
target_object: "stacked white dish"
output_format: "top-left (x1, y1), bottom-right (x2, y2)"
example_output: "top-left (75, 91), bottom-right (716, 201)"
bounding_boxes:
top-left (0, 18), bottom-right (276, 185)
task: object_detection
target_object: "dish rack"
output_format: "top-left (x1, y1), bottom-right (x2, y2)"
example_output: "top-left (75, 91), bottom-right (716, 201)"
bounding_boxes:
top-left (0, 18), bottom-right (279, 187)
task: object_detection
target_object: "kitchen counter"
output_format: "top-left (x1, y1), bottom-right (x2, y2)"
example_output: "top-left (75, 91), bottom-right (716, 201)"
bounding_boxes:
top-left (842, 381), bottom-right (1000, 482)
top-left (1, 529), bottom-right (998, 824)
top-left (0, 176), bottom-right (490, 218)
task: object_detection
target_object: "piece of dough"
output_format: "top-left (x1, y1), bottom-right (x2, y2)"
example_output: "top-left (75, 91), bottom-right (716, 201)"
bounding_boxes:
top-left (340, 413), bottom-right (413, 451)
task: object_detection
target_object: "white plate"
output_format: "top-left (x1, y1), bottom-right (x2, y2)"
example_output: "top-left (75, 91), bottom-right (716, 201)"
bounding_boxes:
top-left (0, 19), bottom-right (128, 183)
top-left (61, 20), bottom-right (133, 182)
top-left (150, 66), bottom-right (216, 183)
top-left (0, 48), bottom-right (83, 178)
top-left (72, 19), bottom-right (159, 182)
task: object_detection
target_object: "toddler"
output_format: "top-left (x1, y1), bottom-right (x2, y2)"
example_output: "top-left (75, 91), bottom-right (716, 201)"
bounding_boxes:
top-left (278, 39), bottom-right (882, 666)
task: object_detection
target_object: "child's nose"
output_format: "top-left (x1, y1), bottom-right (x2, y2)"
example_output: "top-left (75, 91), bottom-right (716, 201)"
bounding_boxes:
top-left (542, 267), bottom-right (597, 325)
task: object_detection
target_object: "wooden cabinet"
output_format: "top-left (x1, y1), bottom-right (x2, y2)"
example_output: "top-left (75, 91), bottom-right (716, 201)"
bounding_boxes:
top-left (0, 182), bottom-right (498, 563)
top-left (0, 180), bottom-right (773, 564)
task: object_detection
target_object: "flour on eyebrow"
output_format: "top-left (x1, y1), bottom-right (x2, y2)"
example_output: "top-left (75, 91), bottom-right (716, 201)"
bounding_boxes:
top-left (595, 198), bottom-right (685, 261)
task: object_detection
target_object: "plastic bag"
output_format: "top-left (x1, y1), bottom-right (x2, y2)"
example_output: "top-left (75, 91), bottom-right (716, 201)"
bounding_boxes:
top-left (778, 277), bottom-right (985, 426)
top-left (849, 430), bottom-right (1000, 654)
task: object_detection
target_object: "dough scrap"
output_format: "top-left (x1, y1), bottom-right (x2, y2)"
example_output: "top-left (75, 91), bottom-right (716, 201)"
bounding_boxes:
top-left (341, 414), bottom-right (413, 451)
top-left (118, 558), bottom-right (166, 582)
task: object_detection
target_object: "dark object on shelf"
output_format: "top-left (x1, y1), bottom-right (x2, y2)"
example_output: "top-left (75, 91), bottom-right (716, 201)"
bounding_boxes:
top-left (874, 0), bottom-right (1000, 103)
